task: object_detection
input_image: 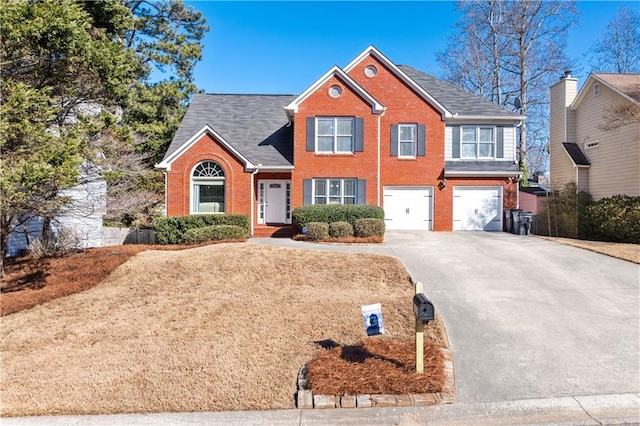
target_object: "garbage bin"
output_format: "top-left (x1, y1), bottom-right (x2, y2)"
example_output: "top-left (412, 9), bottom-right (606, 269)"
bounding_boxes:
top-left (503, 209), bottom-right (512, 232)
top-left (518, 211), bottom-right (534, 235)
top-left (510, 209), bottom-right (523, 234)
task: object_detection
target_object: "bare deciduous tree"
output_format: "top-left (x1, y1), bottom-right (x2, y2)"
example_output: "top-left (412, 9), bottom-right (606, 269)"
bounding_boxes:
top-left (588, 6), bottom-right (640, 73)
top-left (599, 102), bottom-right (640, 132)
top-left (437, 0), bottom-right (578, 180)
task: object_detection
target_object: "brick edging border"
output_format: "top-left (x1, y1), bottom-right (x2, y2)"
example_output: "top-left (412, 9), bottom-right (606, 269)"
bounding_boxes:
top-left (296, 347), bottom-right (455, 409)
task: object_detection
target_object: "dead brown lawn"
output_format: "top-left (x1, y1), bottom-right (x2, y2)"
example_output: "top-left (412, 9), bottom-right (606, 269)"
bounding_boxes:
top-left (539, 236), bottom-right (640, 264)
top-left (1, 244), bottom-right (447, 417)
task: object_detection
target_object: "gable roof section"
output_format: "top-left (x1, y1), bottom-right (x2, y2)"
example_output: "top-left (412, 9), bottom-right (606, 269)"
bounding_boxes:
top-left (344, 46), bottom-right (451, 117)
top-left (158, 94), bottom-right (296, 170)
top-left (343, 46), bottom-right (522, 121)
top-left (572, 73), bottom-right (640, 108)
top-left (562, 143), bottom-right (591, 167)
top-left (285, 66), bottom-right (385, 115)
top-left (398, 65), bottom-right (523, 120)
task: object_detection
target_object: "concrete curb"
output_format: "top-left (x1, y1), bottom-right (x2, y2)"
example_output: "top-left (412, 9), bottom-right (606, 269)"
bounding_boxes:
top-left (3, 393), bottom-right (638, 425)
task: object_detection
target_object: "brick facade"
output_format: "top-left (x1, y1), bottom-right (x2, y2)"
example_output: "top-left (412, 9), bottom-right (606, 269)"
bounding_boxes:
top-left (162, 48), bottom-right (521, 233)
top-left (165, 133), bottom-right (253, 217)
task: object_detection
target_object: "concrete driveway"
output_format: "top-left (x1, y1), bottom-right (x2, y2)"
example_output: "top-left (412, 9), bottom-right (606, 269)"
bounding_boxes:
top-left (384, 231), bottom-right (640, 404)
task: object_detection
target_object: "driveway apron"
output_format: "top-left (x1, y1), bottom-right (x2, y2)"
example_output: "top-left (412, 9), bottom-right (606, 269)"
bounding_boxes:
top-left (384, 231), bottom-right (640, 403)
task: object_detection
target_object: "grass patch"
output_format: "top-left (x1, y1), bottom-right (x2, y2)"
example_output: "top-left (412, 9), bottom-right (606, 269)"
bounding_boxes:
top-left (539, 236), bottom-right (640, 264)
top-left (0, 244), bottom-right (447, 416)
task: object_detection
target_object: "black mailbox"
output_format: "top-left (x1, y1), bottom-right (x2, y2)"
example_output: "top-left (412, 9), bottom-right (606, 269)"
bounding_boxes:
top-left (413, 293), bottom-right (434, 322)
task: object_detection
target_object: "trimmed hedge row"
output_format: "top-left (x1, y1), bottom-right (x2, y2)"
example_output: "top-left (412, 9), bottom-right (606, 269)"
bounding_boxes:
top-left (183, 225), bottom-right (247, 245)
top-left (354, 218), bottom-right (385, 237)
top-left (154, 214), bottom-right (249, 244)
top-left (329, 221), bottom-right (354, 238)
top-left (292, 204), bottom-right (384, 231)
top-left (582, 195), bottom-right (640, 243)
top-left (306, 222), bottom-right (329, 241)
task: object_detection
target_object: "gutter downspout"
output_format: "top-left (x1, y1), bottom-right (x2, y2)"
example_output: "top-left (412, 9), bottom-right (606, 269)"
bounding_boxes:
top-left (164, 171), bottom-right (168, 216)
top-left (377, 108), bottom-right (387, 207)
top-left (250, 167), bottom-right (260, 237)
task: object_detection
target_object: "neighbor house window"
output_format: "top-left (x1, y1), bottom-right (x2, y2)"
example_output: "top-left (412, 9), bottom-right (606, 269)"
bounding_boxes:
top-left (192, 161), bottom-right (225, 213)
top-left (461, 127), bottom-right (495, 159)
top-left (316, 117), bottom-right (354, 153)
top-left (313, 179), bottom-right (356, 205)
top-left (398, 124), bottom-right (417, 158)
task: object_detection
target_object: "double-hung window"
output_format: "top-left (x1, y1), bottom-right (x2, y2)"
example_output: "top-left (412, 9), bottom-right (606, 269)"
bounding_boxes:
top-left (391, 123), bottom-right (425, 157)
top-left (316, 117), bottom-right (354, 153)
top-left (461, 126), bottom-right (495, 159)
top-left (398, 124), bottom-right (417, 158)
top-left (313, 179), bottom-right (356, 205)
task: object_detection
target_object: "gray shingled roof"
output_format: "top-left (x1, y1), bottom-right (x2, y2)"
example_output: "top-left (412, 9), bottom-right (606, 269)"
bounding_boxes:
top-left (398, 65), bottom-right (522, 118)
top-left (445, 160), bottom-right (520, 174)
top-left (162, 94), bottom-right (296, 167)
top-left (562, 143), bottom-right (591, 166)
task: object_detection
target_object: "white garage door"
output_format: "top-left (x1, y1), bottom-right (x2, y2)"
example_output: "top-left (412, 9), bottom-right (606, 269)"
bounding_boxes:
top-left (453, 187), bottom-right (502, 231)
top-left (383, 186), bottom-right (433, 230)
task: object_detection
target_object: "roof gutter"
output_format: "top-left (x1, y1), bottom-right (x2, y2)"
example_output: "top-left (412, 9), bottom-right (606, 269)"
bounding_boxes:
top-left (250, 166), bottom-right (260, 237)
top-left (446, 115), bottom-right (526, 122)
top-left (444, 170), bottom-right (522, 177)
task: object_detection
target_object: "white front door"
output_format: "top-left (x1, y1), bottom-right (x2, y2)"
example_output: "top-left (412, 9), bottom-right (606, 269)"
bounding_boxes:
top-left (453, 187), bottom-right (502, 231)
top-left (264, 180), bottom-right (287, 224)
top-left (383, 186), bottom-right (433, 230)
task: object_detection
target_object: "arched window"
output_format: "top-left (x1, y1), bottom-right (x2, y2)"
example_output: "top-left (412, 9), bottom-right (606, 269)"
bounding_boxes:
top-left (192, 161), bottom-right (225, 213)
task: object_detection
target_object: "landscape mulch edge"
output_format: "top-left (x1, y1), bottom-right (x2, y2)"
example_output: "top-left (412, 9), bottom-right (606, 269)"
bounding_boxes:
top-left (296, 348), bottom-right (455, 409)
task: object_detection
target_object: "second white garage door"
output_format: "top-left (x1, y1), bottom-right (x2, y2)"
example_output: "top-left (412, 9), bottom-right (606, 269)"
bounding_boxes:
top-left (383, 186), bottom-right (433, 230)
top-left (453, 186), bottom-right (502, 231)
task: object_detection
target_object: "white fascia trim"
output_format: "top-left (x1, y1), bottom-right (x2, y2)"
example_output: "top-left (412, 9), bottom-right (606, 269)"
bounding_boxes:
top-left (572, 74), bottom-right (639, 109)
top-left (344, 45), bottom-right (452, 118)
top-left (445, 170), bottom-right (522, 177)
top-left (284, 65), bottom-right (385, 115)
top-left (249, 166), bottom-right (294, 173)
top-left (155, 124), bottom-right (254, 171)
top-left (446, 115), bottom-right (526, 122)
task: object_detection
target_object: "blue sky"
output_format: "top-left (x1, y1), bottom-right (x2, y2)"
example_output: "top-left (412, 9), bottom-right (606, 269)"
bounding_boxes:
top-left (185, 1), bottom-right (635, 95)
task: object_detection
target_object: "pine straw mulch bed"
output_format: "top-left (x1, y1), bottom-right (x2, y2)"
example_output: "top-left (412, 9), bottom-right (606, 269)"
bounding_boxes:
top-left (0, 240), bottom-right (245, 316)
top-left (292, 234), bottom-right (384, 244)
top-left (306, 338), bottom-right (444, 396)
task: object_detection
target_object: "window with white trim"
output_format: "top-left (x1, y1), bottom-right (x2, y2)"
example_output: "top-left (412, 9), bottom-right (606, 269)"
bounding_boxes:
top-left (398, 124), bottom-right (417, 158)
top-left (313, 179), bottom-right (356, 205)
top-left (316, 117), bottom-right (354, 153)
top-left (461, 126), bottom-right (495, 159)
top-left (192, 161), bottom-right (225, 213)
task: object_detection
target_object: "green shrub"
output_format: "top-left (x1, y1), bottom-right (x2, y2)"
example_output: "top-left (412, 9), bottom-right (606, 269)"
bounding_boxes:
top-left (154, 214), bottom-right (249, 244)
top-left (354, 218), bottom-right (385, 237)
top-left (329, 221), bottom-right (354, 238)
top-left (534, 182), bottom-right (591, 238)
top-left (582, 195), bottom-right (640, 243)
top-left (305, 222), bottom-right (329, 241)
top-left (292, 204), bottom-right (384, 232)
top-left (183, 225), bottom-right (247, 245)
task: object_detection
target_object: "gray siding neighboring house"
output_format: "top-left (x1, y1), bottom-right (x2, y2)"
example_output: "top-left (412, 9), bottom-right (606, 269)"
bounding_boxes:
top-left (6, 166), bottom-right (106, 257)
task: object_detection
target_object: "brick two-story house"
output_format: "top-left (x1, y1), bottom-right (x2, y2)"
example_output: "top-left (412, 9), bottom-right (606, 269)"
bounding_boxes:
top-left (157, 46), bottom-right (523, 236)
